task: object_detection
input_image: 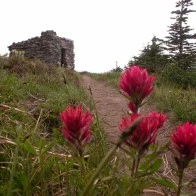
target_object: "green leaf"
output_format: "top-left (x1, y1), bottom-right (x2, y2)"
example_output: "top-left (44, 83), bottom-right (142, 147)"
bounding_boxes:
top-left (151, 177), bottom-right (177, 190)
top-left (139, 181), bottom-right (155, 190)
top-left (38, 139), bottom-right (46, 153)
top-left (149, 158), bottom-right (162, 173)
top-left (53, 128), bottom-right (65, 146)
top-left (188, 159), bottom-right (196, 168)
top-left (22, 141), bottom-right (36, 156)
top-left (139, 159), bottom-right (163, 178)
top-left (20, 172), bottom-right (29, 190)
top-left (140, 142), bottom-right (170, 170)
top-left (41, 140), bottom-right (56, 154)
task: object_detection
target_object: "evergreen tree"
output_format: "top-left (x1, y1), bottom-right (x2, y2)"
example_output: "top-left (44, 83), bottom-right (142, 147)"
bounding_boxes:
top-left (129, 36), bottom-right (169, 72)
top-left (165, 0), bottom-right (196, 69)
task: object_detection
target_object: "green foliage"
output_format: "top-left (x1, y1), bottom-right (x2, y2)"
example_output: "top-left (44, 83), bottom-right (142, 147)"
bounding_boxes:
top-left (152, 81), bottom-right (196, 123)
top-left (0, 115), bottom-right (108, 195)
top-left (162, 63), bottom-right (196, 88)
top-left (0, 56), bottom-right (108, 195)
top-left (129, 36), bottom-right (169, 72)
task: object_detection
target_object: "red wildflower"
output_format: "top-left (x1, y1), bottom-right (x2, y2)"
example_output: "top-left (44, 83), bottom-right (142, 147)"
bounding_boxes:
top-left (128, 103), bottom-right (137, 114)
top-left (171, 122), bottom-right (196, 168)
top-left (120, 66), bottom-right (155, 112)
top-left (60, 106), bottom-right (93, 147)
top-left (119, 112), bottom-right (167, 154)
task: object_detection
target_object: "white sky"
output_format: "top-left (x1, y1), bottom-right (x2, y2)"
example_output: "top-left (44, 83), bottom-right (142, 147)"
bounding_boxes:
top-left (0, 0), bottom-right (196, 73)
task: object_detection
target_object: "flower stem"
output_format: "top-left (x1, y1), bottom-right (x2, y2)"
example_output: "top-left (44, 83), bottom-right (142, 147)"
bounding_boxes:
top-left (81, 144), bottom-right (117, 196)
top-left (81, 116), bottom-right (143, 196)
top-left (177, 168), bottom-right (184, 196)
top-left (80, 157), bottom-right (86, 177)
top-left (131, 159), bottom-right (136, 177)
top-left (134, 152), bottom-right (140, 178)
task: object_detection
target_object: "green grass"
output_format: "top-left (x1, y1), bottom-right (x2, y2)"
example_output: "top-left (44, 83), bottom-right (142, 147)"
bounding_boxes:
top-left (152, 83), bottom-right (196, 123)
top-left (89, 72), bottom-right (121, 88)
top-left (0, 56), bottom-right (109, 195)
top-left (0, 57), bottom-right (195, 195)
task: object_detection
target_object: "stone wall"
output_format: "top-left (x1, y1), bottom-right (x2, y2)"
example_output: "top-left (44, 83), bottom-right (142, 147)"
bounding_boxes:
top-left (8, 30), bottom-right (75, 69)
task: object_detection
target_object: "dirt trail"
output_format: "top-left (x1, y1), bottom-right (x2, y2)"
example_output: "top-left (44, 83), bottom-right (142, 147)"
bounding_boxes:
top-left (81, 75), bottom-right (128, 144)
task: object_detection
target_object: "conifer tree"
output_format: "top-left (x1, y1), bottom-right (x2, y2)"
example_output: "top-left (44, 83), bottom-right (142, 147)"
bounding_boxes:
top-left (129, 36), bottom-right (168, 72)
top-left (165, 0), bottom-right (196, 69)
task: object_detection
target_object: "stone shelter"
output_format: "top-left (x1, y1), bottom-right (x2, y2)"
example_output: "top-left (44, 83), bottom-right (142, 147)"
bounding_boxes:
top-left (8, 30), bottom-right (75, 69)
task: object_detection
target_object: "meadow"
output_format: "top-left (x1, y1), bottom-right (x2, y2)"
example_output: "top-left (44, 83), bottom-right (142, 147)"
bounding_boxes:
top-left (0, 56), bottom-right (195, 195)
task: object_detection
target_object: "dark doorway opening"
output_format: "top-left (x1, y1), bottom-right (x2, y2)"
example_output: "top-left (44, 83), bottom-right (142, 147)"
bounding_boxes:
top-left (61, 48), bottom-right (67, 67)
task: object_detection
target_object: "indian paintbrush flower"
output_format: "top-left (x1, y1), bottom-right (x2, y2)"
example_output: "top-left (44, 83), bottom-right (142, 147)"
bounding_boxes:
top-left (119, 112), bottom-right (167, 155)
top-left (171, 122), bottom-right (196, 196)
top-left (120, 66), bottom-right (155, 113)
top-left (171, 122), bottom-right (196, 169)
top-left (60, 106), bottom-right (93, 155)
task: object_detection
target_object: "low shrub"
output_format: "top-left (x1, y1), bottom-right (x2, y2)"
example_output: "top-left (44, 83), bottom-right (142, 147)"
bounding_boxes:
top-left (162, 63), bottom-right (196, 88)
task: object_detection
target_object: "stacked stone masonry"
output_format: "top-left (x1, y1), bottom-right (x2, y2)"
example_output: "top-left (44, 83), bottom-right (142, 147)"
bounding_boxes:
top-left (8, 30), bottom-right (75, 69)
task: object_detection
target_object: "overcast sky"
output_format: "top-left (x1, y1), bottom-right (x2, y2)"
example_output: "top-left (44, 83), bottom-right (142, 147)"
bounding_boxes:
top-left (0, 0), bottom-right (196, 73)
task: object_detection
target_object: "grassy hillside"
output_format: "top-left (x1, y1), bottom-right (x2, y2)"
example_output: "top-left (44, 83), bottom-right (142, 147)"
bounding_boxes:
top-left (0, 56), bottom-right (107, 195)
